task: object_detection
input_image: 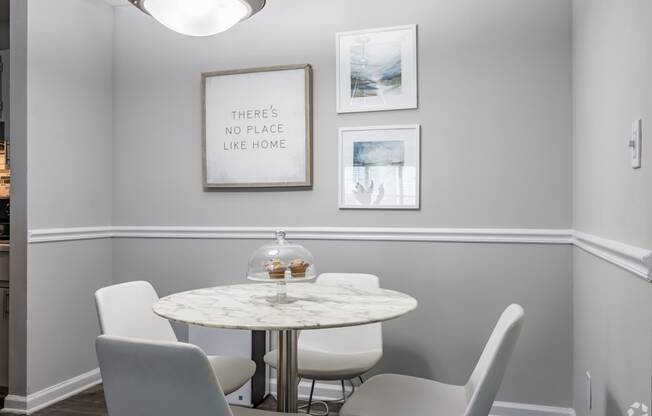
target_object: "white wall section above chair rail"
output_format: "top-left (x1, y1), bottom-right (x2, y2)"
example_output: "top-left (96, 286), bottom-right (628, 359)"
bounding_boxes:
top-left (26, 226), bottom-right (651, 281)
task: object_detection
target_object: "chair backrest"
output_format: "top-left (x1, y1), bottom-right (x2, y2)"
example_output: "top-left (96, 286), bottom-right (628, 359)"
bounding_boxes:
top-left (95, 281), bottom-right (177, 342)
top-left (96, 335), bottom-right (233, 416)
top-left (299, 273), bottom-right (382, 354)
top-left (464, 304), bottom-right (525, 416)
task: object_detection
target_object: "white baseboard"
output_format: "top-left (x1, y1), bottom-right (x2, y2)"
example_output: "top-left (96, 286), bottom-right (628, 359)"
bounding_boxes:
top-left (0, 372), bottom-right (574, 416)
top-left (1, 368), bottom-right (101, 415)
top-left (269, 379), bottom-right (575, 416)
top-left (492, 401), bottom-right (576, 416)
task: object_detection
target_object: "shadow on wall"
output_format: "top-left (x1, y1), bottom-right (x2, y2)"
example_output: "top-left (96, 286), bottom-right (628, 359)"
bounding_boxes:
top-left (606, 390), bottom-right (627, 416)
top-left (378, 344), bottom-right (436, 380)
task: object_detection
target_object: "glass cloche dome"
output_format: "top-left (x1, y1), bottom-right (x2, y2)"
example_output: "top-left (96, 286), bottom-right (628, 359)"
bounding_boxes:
top-left (247, 231), bottom-right (316, 281)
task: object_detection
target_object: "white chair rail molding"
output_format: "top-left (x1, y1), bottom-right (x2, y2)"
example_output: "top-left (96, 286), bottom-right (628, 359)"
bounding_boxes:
top-left (27, 226), bottom-right (652, 281)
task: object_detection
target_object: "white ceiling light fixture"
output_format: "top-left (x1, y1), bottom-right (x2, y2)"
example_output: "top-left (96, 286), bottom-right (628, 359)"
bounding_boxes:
top-left (129, 0), bottom-right (265, 37)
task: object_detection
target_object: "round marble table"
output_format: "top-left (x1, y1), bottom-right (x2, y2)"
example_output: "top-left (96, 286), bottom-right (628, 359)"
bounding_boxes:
top-left (153, 283), bottom-right (418, 413)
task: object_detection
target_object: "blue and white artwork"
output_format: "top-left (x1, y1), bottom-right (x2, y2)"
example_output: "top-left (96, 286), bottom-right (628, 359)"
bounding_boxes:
top-left (353, 140), bottom-right (404, 166)
top-left (337, 25), bottom-right (417, 113)
top-left (340, 126), bottom-right (420, 209)
top-left (350, 42), bottom-right (402, 98)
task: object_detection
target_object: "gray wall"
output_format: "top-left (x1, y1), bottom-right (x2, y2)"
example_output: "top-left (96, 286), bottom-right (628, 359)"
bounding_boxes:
top-left (5, 0), bottom-right (576, 407)
top-left (573, 0), bottom-right (652, 250)
top-left (8, 0), bottom-right (27, 398)
top-left (27, 0), bottom-right (113, 229)
top-left (572, 250), bottom-right (652, 416)
top-left (113, 0), bottom-right (572, 228)
top-left (111, 0), bottom-right (574, 408)
top-left (23, 0), bottom-right (114, 394)
top-left (28, 241), bottom-right (113, 393)
top-left (14, 0), bottom-right (652, 411)
top-left (113, 238), bottom-right (573, 406)
top-left (572, 0), bottom-right (652, 415)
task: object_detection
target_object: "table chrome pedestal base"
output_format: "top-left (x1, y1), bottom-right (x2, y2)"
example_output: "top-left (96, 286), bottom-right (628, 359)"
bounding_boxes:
top-left (276, 330), bottom-right (298, 413)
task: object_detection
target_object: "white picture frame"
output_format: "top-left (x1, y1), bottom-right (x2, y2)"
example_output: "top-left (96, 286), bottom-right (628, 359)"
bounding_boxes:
top-left (336, 25), bottom-right (418, 113)
top-left (339, 125), bottom-right (420, 209)
top-left (202, 64), bottom-right (312, 188)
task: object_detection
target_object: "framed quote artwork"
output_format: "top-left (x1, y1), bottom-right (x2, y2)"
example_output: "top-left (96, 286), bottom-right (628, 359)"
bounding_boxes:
top-left (202, 64), bottom-right (313, 188)
top-left (339, 125), bottom-right (420, 209)
top-left (336, 25), bottom-right (418, 113)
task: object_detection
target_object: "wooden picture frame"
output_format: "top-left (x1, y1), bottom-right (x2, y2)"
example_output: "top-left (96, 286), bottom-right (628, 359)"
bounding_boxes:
top-left (202, 64), bottom-right (313, 188)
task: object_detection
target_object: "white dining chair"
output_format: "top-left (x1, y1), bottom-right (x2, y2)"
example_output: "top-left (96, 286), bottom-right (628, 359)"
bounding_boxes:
top-left (264, 273), bottom-right (383, 412)
top-left (339, 304), bottom-right (525, 416)
top-left (96, 335), bottom-right (299, 416)
top-left (95, 281), bottom-right (256, 395)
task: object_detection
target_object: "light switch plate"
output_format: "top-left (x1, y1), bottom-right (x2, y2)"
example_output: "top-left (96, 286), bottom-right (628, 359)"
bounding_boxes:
top-left (630, 119), bottom-right (642, 169)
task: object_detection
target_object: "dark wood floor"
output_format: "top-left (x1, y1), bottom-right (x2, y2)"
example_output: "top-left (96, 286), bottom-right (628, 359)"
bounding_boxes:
top-left (33, 385), bottom-right (107, 416)
top-left (257, 395), bottom-right (342, 415)
top-left (29, 385), bottom-right (342, 416)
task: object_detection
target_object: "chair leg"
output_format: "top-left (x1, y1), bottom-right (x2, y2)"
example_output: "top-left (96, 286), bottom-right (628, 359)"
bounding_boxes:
top-left (348, 379), bottom-right (356, 397)
top-left (307, 379), bottom-right (315, 413)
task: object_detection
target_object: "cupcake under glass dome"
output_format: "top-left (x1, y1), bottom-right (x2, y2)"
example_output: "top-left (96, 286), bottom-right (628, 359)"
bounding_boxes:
top-left (247, 231), bottom-right (316, 281)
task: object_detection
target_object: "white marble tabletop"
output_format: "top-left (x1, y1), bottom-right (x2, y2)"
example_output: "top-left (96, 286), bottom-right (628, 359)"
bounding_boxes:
top-left (153, 283), bottom-right (418, 331)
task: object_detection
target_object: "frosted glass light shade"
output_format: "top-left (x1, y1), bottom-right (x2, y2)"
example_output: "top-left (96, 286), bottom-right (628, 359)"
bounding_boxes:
top-left (133, 0), bottom-right (265, 37)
